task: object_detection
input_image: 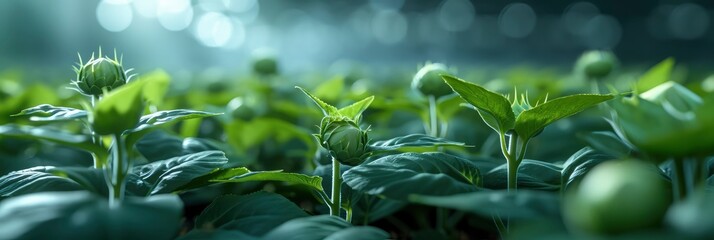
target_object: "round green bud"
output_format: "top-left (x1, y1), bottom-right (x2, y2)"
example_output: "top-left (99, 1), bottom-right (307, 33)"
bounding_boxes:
top-left (576, 50), bottom-right (618, 80)
top-left (227, 97), bottom-right (256, 121)
top-left (563, 160), bottom-right (672, 235)
top-left (253, 57), bottom-right (279, 76)
top-left (74, 57), bottom-right (128, 96)
top-left (321, 119), bottom-right (370, 166)
top-left (411, 63), bottom-right (454, 98)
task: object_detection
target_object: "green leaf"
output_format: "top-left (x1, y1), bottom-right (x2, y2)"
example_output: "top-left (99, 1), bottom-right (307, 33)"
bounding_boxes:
top-left (128, 150), bottom-right (229, 196)
top-left (296, 86), bottom-right (338, 116)
top-left (0, 167), bottom-right (84, 198)
top-left (483, 160), bottom-right (563, 191)
top-left (125, 109), bottom-right (221, 147)
top-left (12, 104), bottom-right (87, 122)
top-left (560, 147), bottom-right (613, 190)
top-left (178, 230), bottom-right (256, 240)
top-left (0, 124), bottom-right (106, 160)
top-left (442, 75), bottom-right (514, 134)
top-left (578, 131), bottom-right (633, 158)
top-left (515, 94), bottom-right (612, 140)
top-left (337, 95), bottom-right (375, 121)
top-left (410, 190), bottom-right (561, 220)
top-left (0, 191), bottom-right (182, 240)
top-left (369, 134), bottom-right (468, 153)
top-left (214, 169), bottom-right (323, 192)
top-left (136, 69), bottom-right (171, 105)
top-left (193, 192), bottom-right (308, 236)
top-left (635, 58), bottom-right (674, 93)
top-left (312, 76), bottom-right (345, 102)
top-left (262, 215), bottom-right (389, 240)
top-left (343, 152), bottom-right (482, 200)
top-left (92, 78), bottom-right (146, 135)
top-left (173, 168), bottom-right (250, 192)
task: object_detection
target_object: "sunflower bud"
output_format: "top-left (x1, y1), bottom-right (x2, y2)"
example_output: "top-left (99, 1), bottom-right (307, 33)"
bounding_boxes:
top-left (227, 97), bottom-right (256, 121)
top-left (253, 56), bottom-right (278, 76)
top-left (575, 50), bottom-right (617, 80)
top-left (72, 53), bottom-right (130, 97)
top-left (412, 63), bottom-right (454, 98)
top-left (319, 118), bottom-right (370, 166)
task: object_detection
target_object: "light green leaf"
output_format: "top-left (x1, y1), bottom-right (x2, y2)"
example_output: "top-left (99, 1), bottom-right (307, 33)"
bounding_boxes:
top-left (296, 86), bottom-right (338, 116)
top-left (128, 151), bottom-right (229, 196)
top-left (138, 69), bottom-right (171, 105)
top-left (442, 75), bottom-right (514, 134)
top-left (0, 167), bottom-right (84, 198)
top-left (369, 134), bottom-right (468, 153)
top-left (262, 215), bottom-right (389, 240)
top-left (12, 104), bottom-right (87, 122)
top-left (0, 124), bottom-right (106, 160)
top-left (193, 191), bottom-right (308, 236)
top-left (0, 191), bottom-right (182, 240)
top-left (337, 95), bottom-right (374, 121)
top-left (312, 76), bottom-right (345, 102)
top-left (92, 78), bottom-right (146, 135)
top-left (409, 190), bottom-right (561, 220)
top-left (635, 58), bottom-right (674, 93)
top-left (343, 152), bottom-right (482, 200)
top-left (515, 94), bottom-right (612, 140)
top-left (214, 169), bottom-right (323, 192)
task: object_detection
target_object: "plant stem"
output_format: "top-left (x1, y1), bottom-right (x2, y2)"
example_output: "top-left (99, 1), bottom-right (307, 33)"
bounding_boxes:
top-left (673, 158), bottom-right (687, 202)
top-left (109, 133), bottom-right (127, 207)
top-left (330, 157), bottom-right (342, 217)
top-left (428, 95), bottom-right (438, 137)
top-left (90, 96), bottom-right (105, 168)
top-left (506, 133), bottom-right (519, 191)
top-left (346, 207), bottom-right (353, 223)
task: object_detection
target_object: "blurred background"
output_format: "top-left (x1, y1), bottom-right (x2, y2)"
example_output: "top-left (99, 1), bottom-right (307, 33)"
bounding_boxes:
top-left (1, 0), bottom-right (713, 78)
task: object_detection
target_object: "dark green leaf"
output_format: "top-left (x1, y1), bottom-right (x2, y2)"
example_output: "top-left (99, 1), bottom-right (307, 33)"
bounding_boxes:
top-left (515, 94), bottom-right (612, 140)
top-left (128, 151), bottom-right (228, 196)
top-left (173, 167), bottom-right (250, 192)
top-left (442, 75), bottom-right (514, 134)
top-left (0, 191), bottom-right (182, 240)
top-left (369, 134), bottom-right (468, 153)
top-left (410, 190), bottom-right (561, 220)
top-left (578, 131), bottom-right (633, 158)
top-left (12, 104), bottom-right (87, 122)
top-left (483, 160), bottom-right (563, 191)
top-left (129, 109), bottom-right (221, 134)
top-left (215, 169), bottom-right (323, 192)
top-left (193, 192), bottom-right (308, 236)
top-left (0, 167), bottom-right (84, 198)
top-left (0, 124), bottom-right (106, 160)
top-left (560, 147), bottom-right (614, 190)
top-left (262, 215), bottom-right (389, 240)
top-left (177, 230), bottom-right (256, 240)
top-left (343, 152), bottom-right (482, 200)
top-left (635, 58), bottom-right (674, 93)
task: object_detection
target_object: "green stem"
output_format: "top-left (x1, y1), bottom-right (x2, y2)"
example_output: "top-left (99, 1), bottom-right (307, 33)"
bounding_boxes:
top-left (428, 95), bottom-right (438, 137)
top-left (330, 157), bottom-right (342, 217)
top-left (506, 133), bottom-right (519, 191)
top-left (345, 207), bottom-right (353, 223)
top-left (109, 133), bottom-right (128, 207)
top-left (492, 215), bottom-right (507, 238)
top-left (691, 157), bottom-right (707, 191)
top-left (90, 96), bottom-right (105, 169)
top-left (673, 158), bottom-right (687, 202)
top-left (436, 207), bottom-right (447, 234)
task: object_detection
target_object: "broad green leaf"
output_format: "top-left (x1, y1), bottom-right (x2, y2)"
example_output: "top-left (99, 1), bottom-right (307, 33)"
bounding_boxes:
top-left (483, 160), bottom-right (563, 191)
top-left (515, 94), bottom-right (612, 140)
top-left (215, 169), bottom-right (323, 192)
top-left (578, 131), bottom-right (633, 158)
top-left (262, 215), bottom-right (389, 240)
top-left (129, 110), bottom-right (221, 134)
top-left (138, 69), bottom-right (171, 105)
top-left (0, 124), bottom-right (106, 160)
top-left (128, 150), bottom-right (228, 196)
top-left (560, 147), bottom-right (613, 190)
top-left (369, 134), bottom-right (468, 153)
top-left (442, 75), bottom-right (514, 134)
top-left (178, 230), bottom-right (256, 240)
top-left (296, 86), bottom-right (338, 116)
top-left (193, 192), bottom-right (308, 236)
top-left (92, 78), bottom-right (146, 135)
top-left (351, 194), bottom-right (406, 224)
top-left (337, 95), bottom-right (374, 121)
top-left (173, 168), bottom-right (250, 192)
top-left (410, 190), bottom-right (561, 220)
top-left (343, 152), bottom-right (482, 200)
top-left (48, 167), bottom-right (107, 196)
top-left (135, 130), bottom-right (186, 161)
top-left (0, 191), bottom-right (182, 240)
top-left (12, 104), bottom-right (87, 122)
top-left (0, 167), bottom-right (84, 198)
top-left (635, 58), bottom-right (674, 93)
